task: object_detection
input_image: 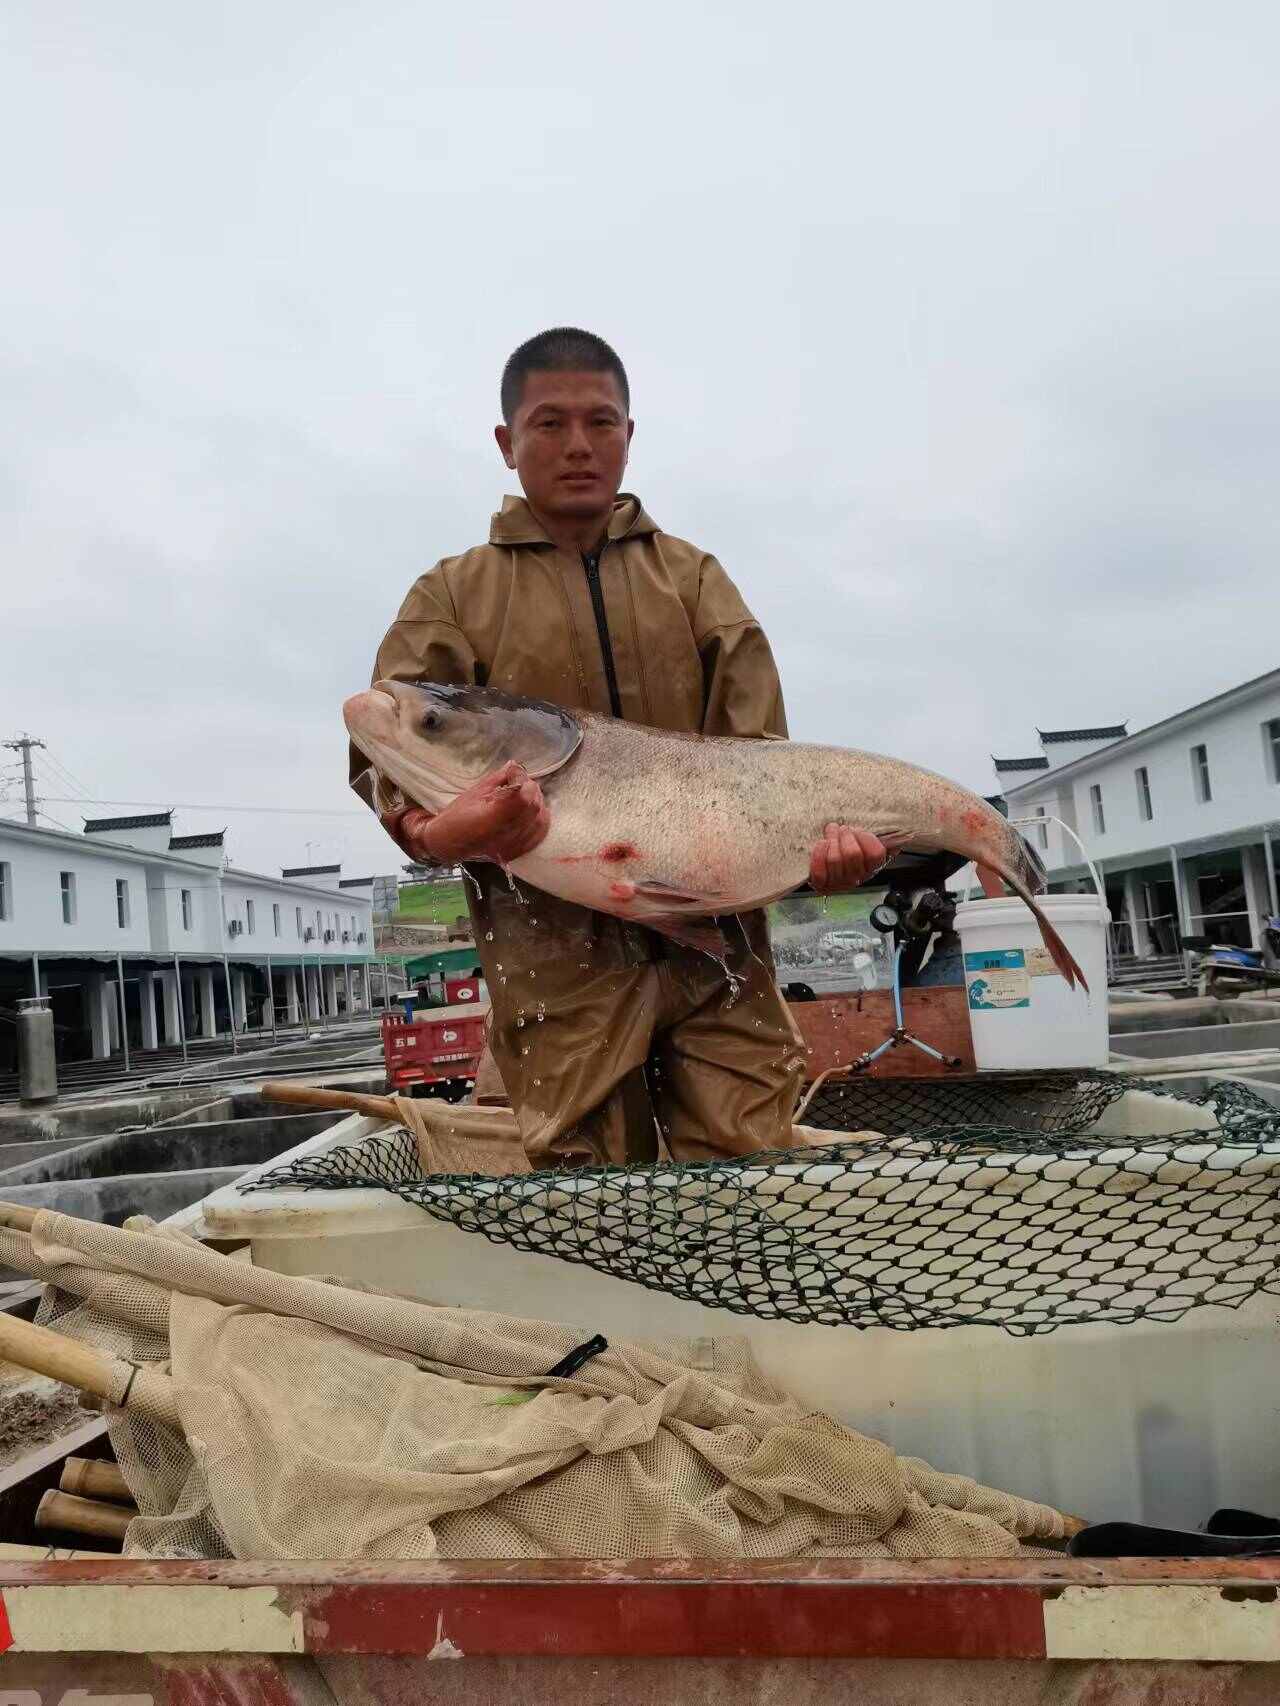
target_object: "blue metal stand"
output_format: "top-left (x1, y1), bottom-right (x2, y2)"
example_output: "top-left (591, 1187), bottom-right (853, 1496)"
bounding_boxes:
top-left (852, 942), bottom-right (962, 1072)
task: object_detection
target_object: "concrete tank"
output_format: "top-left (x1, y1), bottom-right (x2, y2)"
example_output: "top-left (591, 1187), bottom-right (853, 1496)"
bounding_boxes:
top-left (16, 997), bottom-right (57, 1106)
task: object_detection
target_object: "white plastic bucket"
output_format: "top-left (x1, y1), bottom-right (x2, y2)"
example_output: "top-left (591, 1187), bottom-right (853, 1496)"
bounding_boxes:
top-left (954, 892), bottom-right (1110, 1070)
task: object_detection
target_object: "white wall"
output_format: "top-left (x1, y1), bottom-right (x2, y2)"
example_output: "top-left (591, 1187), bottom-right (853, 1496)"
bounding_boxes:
top-left (83, 822), bottom-right (172, 854)
top-left (0, 829), bottom-right (155, 955)
top-left (0, 826), bottom-right (372, 961)
top-left (1008, 684), bottom-right (1280, 874)
top-left (220, 872), bottom-right (371, 958)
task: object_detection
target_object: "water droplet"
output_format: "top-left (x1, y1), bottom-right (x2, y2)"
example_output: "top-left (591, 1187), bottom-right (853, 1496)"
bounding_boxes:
top-left (485, 930), bottom-right (494, 942)
top-left (532, 1077), bottom-right (541, 1086)
top-left (516, 1016), bottom-right (526, 1028)
top-left (521, 1045), bottom-right (530, 1056)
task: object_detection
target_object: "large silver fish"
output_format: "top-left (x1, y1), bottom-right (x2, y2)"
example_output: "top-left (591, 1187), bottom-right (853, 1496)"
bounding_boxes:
top-left (345, 681), bottom-right (1087, 988)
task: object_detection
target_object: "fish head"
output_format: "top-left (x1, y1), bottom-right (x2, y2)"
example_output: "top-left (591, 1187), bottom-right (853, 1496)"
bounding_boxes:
top-left (344, 680), bottom-right (583, 811)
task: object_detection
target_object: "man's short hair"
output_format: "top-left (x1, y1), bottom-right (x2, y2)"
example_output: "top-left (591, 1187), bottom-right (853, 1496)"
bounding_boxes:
top-left (500, 327), bottom-right (630, 424)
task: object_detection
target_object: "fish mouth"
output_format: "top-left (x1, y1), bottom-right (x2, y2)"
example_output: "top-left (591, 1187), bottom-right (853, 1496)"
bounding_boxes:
top-left (342, 687), bottom-right (397, 745)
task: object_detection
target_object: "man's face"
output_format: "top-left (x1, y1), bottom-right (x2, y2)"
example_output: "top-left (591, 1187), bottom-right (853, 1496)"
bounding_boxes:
top-left (495, 369), bottom-right (633, 521)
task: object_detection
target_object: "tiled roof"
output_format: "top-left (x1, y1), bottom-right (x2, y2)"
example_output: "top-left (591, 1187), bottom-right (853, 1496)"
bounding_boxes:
top-left (169, 832), bottom-right (225, 850)
top-left (281, 863), bottom-right (341, 877)
top-left (338, 877), bottom-right (374, 888)
top-left (83, 811), bottom-right (173, 832)
top-left (992, 756), bottom-right (1050, 773)
top-left (1038, 725), bottom-right (1128, 744)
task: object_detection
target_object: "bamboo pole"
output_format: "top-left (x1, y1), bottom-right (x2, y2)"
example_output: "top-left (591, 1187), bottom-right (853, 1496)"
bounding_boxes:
top-left (60, 1457), bottom-right (133, 1504)
top-left (36, 1490), bottom-right (132, 1542)
top-left (0, 1312), bottom-right (179, 1429)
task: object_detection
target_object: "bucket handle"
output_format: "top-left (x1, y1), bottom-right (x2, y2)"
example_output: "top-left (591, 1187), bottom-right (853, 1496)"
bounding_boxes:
top-left (955, 815), bottom-right (1106, 903)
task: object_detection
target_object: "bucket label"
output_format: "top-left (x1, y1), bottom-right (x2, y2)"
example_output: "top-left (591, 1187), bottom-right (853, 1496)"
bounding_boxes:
top-left (1025, 945), bottom-right (1060, 977)
top-left (964, 948), bottom-right (1031, 1010)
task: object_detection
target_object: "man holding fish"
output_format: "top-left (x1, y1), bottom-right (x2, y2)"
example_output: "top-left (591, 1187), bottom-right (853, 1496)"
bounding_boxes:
top-left (349, 331), bottom-right (1080, 1167)
top-left (348, 328), bottom-right (889, 1166)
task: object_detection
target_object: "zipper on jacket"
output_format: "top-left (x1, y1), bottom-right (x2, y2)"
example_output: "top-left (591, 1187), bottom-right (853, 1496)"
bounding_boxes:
top-left (583, 548), bottom-right (624, 718)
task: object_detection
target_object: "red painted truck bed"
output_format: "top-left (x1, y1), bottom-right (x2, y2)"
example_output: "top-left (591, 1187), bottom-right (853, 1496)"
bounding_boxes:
top-left (2, 1556), bottom-right (1279, 1701)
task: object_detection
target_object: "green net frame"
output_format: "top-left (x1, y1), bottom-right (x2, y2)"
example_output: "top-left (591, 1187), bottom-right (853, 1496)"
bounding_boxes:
top-left (242, 1075), bottom-right (1280, 1336)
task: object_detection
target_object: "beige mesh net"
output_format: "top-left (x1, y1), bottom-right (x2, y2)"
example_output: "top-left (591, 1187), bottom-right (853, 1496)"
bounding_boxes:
top-left (0, 1210), bottom-right (1068, 1562)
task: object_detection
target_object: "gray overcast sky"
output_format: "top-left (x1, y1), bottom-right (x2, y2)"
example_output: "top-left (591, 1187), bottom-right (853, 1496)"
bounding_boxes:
top-left (3, 2), bottom-right (1278, 877)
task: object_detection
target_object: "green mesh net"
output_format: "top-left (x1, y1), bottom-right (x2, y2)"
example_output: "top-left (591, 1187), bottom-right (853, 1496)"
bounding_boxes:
top-left (242, 1075), bottom-right (1280, 1336)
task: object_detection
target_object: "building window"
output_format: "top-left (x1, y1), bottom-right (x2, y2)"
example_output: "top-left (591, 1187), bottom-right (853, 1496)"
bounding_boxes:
top-left (116, 879), bottom-right (130, 929)
top-left (1135, 766), bottom-right (1153, 821)
top-left (1192, 743), bottom-right (1212, 803)
top-left (1266, 718), bottom-right (1280, 784)
top-left (1089, 784), bottom-right (1105, 835)
top-left (60, 871), bottom-right (77, 925)
top-left (1033, 807), bottom-right (1048, 851)
top-left (295, 905), bottom-right (303, 936)
top-left (245, 898), bottom-right (256, 936)
top-left (181, 888), bottom-right (193, 930)
top-left (273, 902), bottom-right (281, 937)
top-left (0, 861), bottom-right (9, 921)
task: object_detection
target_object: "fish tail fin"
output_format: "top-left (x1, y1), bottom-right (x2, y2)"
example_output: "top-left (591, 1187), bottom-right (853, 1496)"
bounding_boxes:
top-left (1001, 868), bottom-right (1090, 993)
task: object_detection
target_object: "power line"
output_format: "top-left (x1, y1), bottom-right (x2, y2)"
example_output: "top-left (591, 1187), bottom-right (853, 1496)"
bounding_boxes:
top-left (41, 749), bottom-right (96, 801)
top-left (36, 795), bottom-right (367, 818)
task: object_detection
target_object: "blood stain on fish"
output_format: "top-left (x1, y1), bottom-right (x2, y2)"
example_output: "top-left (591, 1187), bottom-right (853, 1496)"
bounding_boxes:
top-left (600, 841), bottom-right (637, 863)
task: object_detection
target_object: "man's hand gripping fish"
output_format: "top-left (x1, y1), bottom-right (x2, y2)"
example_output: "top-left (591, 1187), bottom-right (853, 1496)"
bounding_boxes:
top-left (345, 681), bottom-right (1088, 991)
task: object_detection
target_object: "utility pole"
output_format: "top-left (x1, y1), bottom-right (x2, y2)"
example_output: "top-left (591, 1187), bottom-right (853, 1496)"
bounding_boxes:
top-left (3, 735), bottom-right (45, 827)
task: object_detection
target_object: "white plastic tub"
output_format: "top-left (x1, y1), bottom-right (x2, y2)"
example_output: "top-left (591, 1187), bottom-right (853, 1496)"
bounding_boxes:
top-left (196, 1086), bottom-right (1280, 1530)
top-left (955, 893), bottom-right (1111, 1070)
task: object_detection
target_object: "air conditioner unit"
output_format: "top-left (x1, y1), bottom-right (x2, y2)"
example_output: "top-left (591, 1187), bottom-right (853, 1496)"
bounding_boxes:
top-left (303, 927), bottom-right (315, 941)
top-left (323, 930), bottom-right (335, 942)
top-left (228, 920), bottom-right (243, 937)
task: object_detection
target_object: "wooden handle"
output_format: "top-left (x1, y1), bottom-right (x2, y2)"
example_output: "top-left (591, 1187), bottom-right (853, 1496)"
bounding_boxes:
top-left (0, 1311), bottom-right (122, 1401)
top-left (60, 1457), bottom-right (132, 1504)
top-left (257, 1082), bottom-right (521, 1140)
top-left (259, 1082), bottom-right (399, 1121)
top-left (36, 1490), bottom-right (133, 1542)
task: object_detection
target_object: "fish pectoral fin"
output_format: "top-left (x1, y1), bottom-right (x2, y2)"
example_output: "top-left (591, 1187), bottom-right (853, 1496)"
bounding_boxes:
top-left (633, 877), bottom-right (723, 908)
top-left (871, 831), bottom-right (913, 855)
top-left (644, 914), bottom-right (731, 959)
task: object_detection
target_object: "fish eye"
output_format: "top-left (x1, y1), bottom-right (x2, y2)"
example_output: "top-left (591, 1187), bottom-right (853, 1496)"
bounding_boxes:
top-left (422, 710), bottom-right (441, 732)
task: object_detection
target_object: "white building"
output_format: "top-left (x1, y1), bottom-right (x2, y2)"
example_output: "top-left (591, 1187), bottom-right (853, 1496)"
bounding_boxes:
top-left (991, 669), bottom-right (1280, 961)
top-left (0, 811), bottom-right (377, 1070)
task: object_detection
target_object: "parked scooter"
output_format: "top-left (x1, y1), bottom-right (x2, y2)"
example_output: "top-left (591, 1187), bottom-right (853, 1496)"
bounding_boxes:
top-left (1184, 916), bottom-right (1280, 997)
